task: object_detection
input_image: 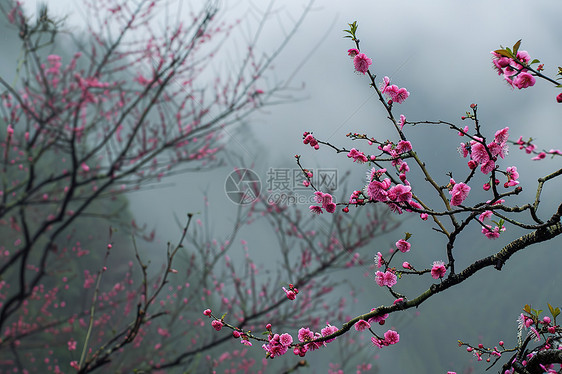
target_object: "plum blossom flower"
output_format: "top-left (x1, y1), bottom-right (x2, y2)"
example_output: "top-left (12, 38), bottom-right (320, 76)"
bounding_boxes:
top-left (371, 337), bottom-right (383, 348)
top-left (347, 148), bottom-right (368, 163)
top-left (374, 252), bottom-right (384, 268)
top-left (368, 309), bottom-right (389, 325)
top-left (347, 48), bottom-right (359, 57)
top-left (354, 319), bottom-right (371, 331)
top-left (380, 76), bottom-right (409, 103)
top-left (387, 184), bottom-right (412, 203)
top-left (282, 287), bottom-right (296, 300)
top-left (321, 324), bottom-right (338, 343)
top-left (506, 166), bottom-right (519, 186)
top-left (512, 72), bottom-right (536, 89)
top-left (470, 141), bottom-right (489, 164)
top-left (494, 127), bottom-right (510, 144)
top-left (353, 53), bottom-right (372, 74)
top-left (449, 182), bottom-right (470, 206)
top-left (298, 327), bottom-right (315, 342)
top-left (211, 320), bottom-right (223, 331)
top-left (532, 152), bottom-right (546, 160)
top-left (395, 239), bottom-right (411, 253)
top-left (431, 261), bottom-right (446, 279)
top-left (303, 133), bottom-right (319, 150)
top-left (375, 270), bottom-right (397, 287)
top-left (399, 114), bottom-right (406, 130)
top-left (481, 225), bottom-right (505, 239)
top-left (309, 205), bottom-right (323, 214)
top-left (365, 178), bottom-right (391, 202)
top-left (383, 329), bottom-right (400, 345)
top-left (395, 140), bottom-right (412, 154)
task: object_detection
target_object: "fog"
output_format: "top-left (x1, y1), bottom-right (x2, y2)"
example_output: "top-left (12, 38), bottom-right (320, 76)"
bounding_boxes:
top-left (19, 0), bottom-right (562, 372)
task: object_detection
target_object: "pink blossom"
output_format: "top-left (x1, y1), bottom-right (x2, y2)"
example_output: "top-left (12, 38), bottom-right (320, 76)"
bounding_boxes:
top-left (506, 166), bottom-right (519, 186)
top-left (347, 148), bottom-right (368, 163)
top-left (458, 126), bottom-right (469, 136)
top-left (375, 270), bottom-right (397, 287)
top-left (354, 319), bottom-right (371, 331)
top-left (371, 337), bottom-right (383, 348)
top-left (354, 53), bottom-right (372, 74)
top-left (449, 182), bottom-right (470, 206)
top-left (347, 48), bottom-right (359, 57)
top-left (557, 93), bottom-right (562, 103)
top-left (298, 327), bottom-right (314, 342)
top-left (392, 87), bottom-right (410, 103)
top-left (480, 159), bottom-right (496, 174)
top-left (398, 114), bottom-right (406, 130)
top-left (366, 178), bottom-right (391, 202)
top-left (211, 320), bottom-right (223, 331)
top-left (309, 205), bottom-right (323, 214)
top-left (532, 152), bottom-right (546, 160)
top-left (431, 261), bottom-right (446, 279)
top-left (279, 333), bottom-right (293, 346)
top-left (512, 72), bottom-right (536, 89)
top-left (282, 287), bottom-right (296, 300)
top-left (396, 239), bottom-right (411, 253)
top-left (388, 184), bottom-right (412, 203)
top-left (458, 143), bottom-right (470, 158)
top-left (383, 329), bottom-right (400, 345)
top-left (374, 252), bottom-right (384, 268)
top-left (470, 141), bottom-right (489, 164)
top-left (494, 127), bottom-right (509, 144)
top-left (368, 310), bottom-right (389, 325)
top-left (203, 308), bottom-right (212, 316)
top-left (402, 261), bottom-right (412, 269)
top-left (67, 339), bottom-right (77, 351)
top-left (481, 225), bottom-right (505, 239)
top-left (396, 140), bottom-right (412, 154)
top-left (321, 324), bottom-right (338, 343)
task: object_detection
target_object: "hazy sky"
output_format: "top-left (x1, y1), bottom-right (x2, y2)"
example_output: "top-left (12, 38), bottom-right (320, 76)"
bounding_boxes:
top-left (18, 1), bottom-right (562, 372)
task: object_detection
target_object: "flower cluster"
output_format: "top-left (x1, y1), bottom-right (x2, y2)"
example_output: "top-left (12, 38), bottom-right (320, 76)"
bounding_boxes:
top-left (478, 210), bottom-right (506, 239)
top-left (448, 179), bottom-right (471, 206)
top-left (491, 49), bottom-right (536, 89)
top-left (309, 191), bottom-right (336, 214)
top-left (380, 76), bottom-right (410, 104)
top-left (347, 148), bottom-right (369, 163)
top-left (282, 284), bottom-right (299, 300)
top-left (303, 132), bottom-right (320, 150)
top-left (371, 329), bottom-right (400, 348)
top-left (460, 127), bottom-right (510, 174)
top-left (459, 304), bottom-right (561, 373)
top-left (262, 332), bottom-right (294, 358)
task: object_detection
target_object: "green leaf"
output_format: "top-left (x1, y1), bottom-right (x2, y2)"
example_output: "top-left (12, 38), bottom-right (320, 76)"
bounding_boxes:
top-left (404, 232), bottom-right (412, 241)
top-left (494, 49), bottom-right (513, 58)
top-left (548, 303), bottom-right (555, 315)
top-left (512, 39), bottom-right (522, 54)
top-left (524, 304), bottom-right (531, 313)
top-left (530, 59), bottom-right (540, 65)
